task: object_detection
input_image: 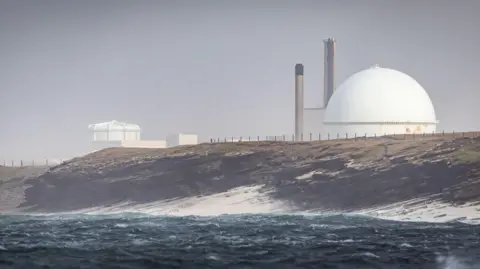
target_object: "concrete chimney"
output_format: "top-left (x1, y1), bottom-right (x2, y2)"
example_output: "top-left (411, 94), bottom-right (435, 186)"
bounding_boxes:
top-left (323, 38), bottom-right (336, 108)
top-left (295, 64), bottom-right (304, 141)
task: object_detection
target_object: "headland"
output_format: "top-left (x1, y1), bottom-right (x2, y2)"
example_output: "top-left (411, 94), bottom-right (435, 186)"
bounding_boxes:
top-left (1, 134), bottom-right (480, 223)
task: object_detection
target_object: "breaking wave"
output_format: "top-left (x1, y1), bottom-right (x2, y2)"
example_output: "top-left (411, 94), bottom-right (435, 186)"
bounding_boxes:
top-left (13, 185), bottom-right (480, 225)
top-left (3, 183), bottom-right (480, 268)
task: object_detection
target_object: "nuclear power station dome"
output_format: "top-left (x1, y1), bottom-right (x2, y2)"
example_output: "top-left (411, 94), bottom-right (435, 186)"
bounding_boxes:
top-left (323, 67), bottom-right (438, 137)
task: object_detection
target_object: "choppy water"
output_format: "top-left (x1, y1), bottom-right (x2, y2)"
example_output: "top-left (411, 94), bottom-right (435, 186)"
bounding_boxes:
top-left (0, 213), bottom-right (479, 268)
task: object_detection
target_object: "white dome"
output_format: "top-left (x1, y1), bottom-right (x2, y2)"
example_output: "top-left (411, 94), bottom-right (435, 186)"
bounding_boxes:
top-left (323, 67), bottom-right (437, 136)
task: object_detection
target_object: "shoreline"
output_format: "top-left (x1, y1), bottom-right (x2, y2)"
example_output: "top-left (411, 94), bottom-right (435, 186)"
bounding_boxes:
top-left (1, 136), bottom-right (479, 224)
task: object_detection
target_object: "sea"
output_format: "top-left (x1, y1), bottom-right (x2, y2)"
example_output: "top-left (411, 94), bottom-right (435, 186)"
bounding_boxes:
top-left (0, 213), bottom-right (479, 269)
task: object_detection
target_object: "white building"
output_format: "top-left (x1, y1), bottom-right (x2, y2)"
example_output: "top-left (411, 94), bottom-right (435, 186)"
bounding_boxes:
top-left (167, 133), bottom-right (198, 147)
top-left (323, 66), bottom-right (438, 138)
top-left (89, 140), bottom-right (167, 152)
top-left (88, 120), bottom-right (141, 141)
top-left (88, 120), bottom-right (167, 151)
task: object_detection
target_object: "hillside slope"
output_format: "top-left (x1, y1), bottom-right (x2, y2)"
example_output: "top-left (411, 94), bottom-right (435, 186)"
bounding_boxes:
top-left (0, 166), bottom-right (49, 211)
top-left (3, 136), bottom-right (478, 216)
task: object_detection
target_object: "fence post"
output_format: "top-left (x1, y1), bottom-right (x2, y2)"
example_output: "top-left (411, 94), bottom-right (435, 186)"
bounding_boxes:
top-left (224, 137), bottom-right (227, 143)
top-left (374, 133), bottom-right (376, 139)
top-left (442, 130), bottom-right (444, 136)
top-left (301, 133), bottom-right (303, 141)
top-left (309, 133), bottom-right (312, 141)
top-left (319, 133), bottom-right (321, 140)
top-left (453, 130), bottom-right (455, 137)
top-left (337, 133), bottom-right (339, 139)
top-left (257, 136), bottom-right (260, 141)
top-left (248, 136), bottom-right (251, 141)
top-left (354, 133), bottom-right (357, 140)
top-left (346, 133), bottom-right (348, 139)
top-left (283, 135), bottom-right (285, 141)
top-left (240, 136), bottom-right (242, 141)
top-left (46, 159), bottom-right (49, 166)
top-left (365, 133), bottom-right (367, 140)
top-left (328, 133), bottom-right (330, 140)
top-left (20, 160), bottom-right (23, 167)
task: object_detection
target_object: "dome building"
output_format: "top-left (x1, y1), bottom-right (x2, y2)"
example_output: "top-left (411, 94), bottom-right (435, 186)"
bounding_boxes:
top-left (323, 66), bottom-right (438, 138)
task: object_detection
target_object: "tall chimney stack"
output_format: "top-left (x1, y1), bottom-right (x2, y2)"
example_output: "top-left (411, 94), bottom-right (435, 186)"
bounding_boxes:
top-left (323, 38), bottom-right (336, 108)
top-left (295, 64), bottom-right (304, 141)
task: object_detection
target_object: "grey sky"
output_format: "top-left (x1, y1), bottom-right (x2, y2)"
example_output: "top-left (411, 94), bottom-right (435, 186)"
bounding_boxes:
top-left (1, 0), bottom-right (479, 161)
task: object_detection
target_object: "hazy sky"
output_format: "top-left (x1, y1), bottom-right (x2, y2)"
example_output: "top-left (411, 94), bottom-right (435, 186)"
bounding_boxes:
top-left (1, 0), bottom-right (479, 161)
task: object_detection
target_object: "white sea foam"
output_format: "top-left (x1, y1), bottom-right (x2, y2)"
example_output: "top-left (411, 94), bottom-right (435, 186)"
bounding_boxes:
top-left (43, 185), bottom-right (289, 217)
top-left (359, 198), bottom-right (480, 224)
top-left (9, 183), bottom-right (478, 226)
top-left (436, 254), bottom-right (476, 269)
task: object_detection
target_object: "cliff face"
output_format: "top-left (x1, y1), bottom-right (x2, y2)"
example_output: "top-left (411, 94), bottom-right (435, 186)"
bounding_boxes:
top-left (2, 136), bottom-right (480, 213)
